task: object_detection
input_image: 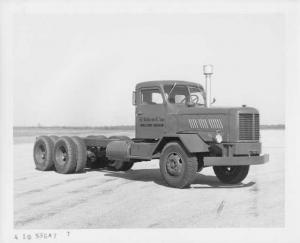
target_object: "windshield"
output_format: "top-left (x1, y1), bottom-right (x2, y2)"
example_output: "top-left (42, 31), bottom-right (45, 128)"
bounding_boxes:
top-left (163, 85), bottom-right (188, 104)
top-left (163, 84), bottom-right (205, 105)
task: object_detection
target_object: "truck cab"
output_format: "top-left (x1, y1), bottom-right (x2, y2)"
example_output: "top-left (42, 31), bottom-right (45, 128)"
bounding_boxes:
top-left (135, 80), bottom-right (206, 139)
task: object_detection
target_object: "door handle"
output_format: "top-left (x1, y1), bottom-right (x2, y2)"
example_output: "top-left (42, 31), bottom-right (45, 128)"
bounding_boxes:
top-left (137, 111), bottom-right (143, 115)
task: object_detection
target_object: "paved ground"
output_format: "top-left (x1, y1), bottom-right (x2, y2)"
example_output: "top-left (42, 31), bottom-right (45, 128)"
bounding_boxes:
top-left (14, 129), bottom-right (284, 228)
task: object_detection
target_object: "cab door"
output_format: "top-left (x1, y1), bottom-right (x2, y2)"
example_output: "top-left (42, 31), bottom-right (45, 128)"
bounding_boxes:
top-left (135, 86), bottom-right (166, 139)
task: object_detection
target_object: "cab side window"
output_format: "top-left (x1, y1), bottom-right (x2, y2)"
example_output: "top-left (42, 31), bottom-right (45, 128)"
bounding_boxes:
top-left (141, 88), bottom-right (164, 105)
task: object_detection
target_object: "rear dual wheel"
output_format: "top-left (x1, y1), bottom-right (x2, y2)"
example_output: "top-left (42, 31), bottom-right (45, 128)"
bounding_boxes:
top-left (54, 136), bottom-right (77, 174)
top-left (34, 136), bottom-right (55, 171)
top-left (53, 136), bottom-right (87, 174)
top-left (33, 135), bottom-right (87, 173)
top-left (71, 136), bottom-right (87, 173)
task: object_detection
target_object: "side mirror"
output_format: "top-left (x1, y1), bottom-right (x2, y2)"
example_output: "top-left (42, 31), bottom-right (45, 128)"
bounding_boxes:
top-left (211, 97), bottom-right (216, 105)
top-left (132, 91), bottom-right (136, 106)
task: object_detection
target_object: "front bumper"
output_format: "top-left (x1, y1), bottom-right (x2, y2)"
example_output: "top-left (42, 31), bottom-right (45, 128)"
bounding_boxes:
top-left (203, 154), bottom-right (269, 166)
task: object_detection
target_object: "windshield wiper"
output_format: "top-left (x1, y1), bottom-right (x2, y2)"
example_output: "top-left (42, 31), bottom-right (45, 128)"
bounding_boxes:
top-left (169, 82), bottom-right (177, 96)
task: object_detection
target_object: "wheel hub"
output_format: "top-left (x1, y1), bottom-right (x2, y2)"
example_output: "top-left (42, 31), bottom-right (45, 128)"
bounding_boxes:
top-left (61, 153), bottom-right (67, 161)
top-left (37, 145), bottom-right (46, 162)
top-left (166, 153), bottom-right (183, 176)
top-left (223, 166), bottom-right (237, 175)
top-left (56, 146), bottom-right (68, 165)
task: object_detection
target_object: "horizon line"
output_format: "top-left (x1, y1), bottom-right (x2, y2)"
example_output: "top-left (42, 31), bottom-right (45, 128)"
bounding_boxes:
top-left (13, 124), bottom-right (285, 129)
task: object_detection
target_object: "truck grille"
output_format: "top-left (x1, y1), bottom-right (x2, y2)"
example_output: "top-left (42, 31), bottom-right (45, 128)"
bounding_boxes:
top-left (239, 113), bottom-right (260, 140)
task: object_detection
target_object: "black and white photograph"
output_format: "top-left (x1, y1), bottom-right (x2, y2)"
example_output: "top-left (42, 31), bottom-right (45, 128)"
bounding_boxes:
top-left (0, 0), bottom-right (299, 243)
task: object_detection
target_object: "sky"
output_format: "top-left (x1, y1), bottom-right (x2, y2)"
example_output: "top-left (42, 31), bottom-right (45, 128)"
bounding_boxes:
top-left (13, 12), bottom-right (285, 126)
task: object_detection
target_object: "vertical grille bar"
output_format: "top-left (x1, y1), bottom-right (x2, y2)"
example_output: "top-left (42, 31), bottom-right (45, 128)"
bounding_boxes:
top-left (254, 114), bottom-right (260, 140)
top-left (239, 113), bottom-right (260, 141)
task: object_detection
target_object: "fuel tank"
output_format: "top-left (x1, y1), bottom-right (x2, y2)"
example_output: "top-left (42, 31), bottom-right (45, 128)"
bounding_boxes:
top-left (106, 140), bottom-right (133, 161)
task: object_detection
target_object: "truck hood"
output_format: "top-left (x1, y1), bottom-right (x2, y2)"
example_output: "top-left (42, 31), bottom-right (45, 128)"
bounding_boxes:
top-left (171, 106), bottom-right (259, 143)
top-left (175, 106), bottom-right (259, 115)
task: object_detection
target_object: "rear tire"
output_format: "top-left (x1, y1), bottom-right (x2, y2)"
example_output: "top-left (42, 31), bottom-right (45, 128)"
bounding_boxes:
top-left (33, 136), bottom-right (55, 171)
top-left (213, 165), bottom-right (250, 184)
top-left (49, 135), bottom-right (59, 143)
top-left (159, 142), bottom-right (198, 188)
top-left (109, 136), bottom-right (130, 140)
top-left (108, 161), bottom-right (134, 171)
top-left (71, 136), bottom-right (87, 173)
top-left (53, 136), bottom-right (77, 174)
top-left (119, 162), bottom-right (134, 171)
top-left (48, 136), bottom-right (59, 170)
top-left (86, 135), bottom-right (107, 139)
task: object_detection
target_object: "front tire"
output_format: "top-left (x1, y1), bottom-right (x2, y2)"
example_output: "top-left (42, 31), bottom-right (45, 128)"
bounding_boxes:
top-left (213, 165), bottom-right (250, 184)
top-left (159, 142), bottom-right (198, 188)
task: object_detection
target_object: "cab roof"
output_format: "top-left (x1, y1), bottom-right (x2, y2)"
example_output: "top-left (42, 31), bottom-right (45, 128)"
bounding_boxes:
top-left (136, 80), bottom-right (204, 90)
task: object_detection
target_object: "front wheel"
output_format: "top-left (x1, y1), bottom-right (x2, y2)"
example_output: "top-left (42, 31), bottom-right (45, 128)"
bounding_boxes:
top-left (213, 165), bottom-right (250, 184)
top-left (160, 142), bottom-right (198, 188)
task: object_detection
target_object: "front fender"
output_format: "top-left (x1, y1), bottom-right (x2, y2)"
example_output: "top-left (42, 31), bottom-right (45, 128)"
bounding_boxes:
top-left (178, 134), bottom-right (209, 153)
top-left (152, 134), bottom-right (209, 155)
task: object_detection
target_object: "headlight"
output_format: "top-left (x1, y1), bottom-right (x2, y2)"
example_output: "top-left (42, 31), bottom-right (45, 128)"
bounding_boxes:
top-left (214, 133), bottom-right (223, 143)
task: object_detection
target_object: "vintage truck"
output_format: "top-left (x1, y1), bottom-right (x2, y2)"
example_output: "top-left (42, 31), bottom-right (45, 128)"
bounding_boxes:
top-left (33, 65), bottom-right (269, 188)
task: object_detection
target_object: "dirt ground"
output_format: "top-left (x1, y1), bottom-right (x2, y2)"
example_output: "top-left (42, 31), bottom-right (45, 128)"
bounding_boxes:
top-left (13, 128), bottom-right (284, 228)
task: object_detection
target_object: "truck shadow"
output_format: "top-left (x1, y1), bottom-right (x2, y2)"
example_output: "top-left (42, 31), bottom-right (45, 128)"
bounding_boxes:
top-left (99, 168), bottom-right (255, 189)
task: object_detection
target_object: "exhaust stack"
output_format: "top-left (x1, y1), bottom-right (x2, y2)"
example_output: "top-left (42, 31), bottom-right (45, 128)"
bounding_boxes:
top-left (203, 64), bottom-right (214, 107)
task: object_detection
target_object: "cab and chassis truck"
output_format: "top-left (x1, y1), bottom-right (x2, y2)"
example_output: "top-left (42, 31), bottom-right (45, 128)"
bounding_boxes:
top-left (33, 66), bottom-right (269, 188)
